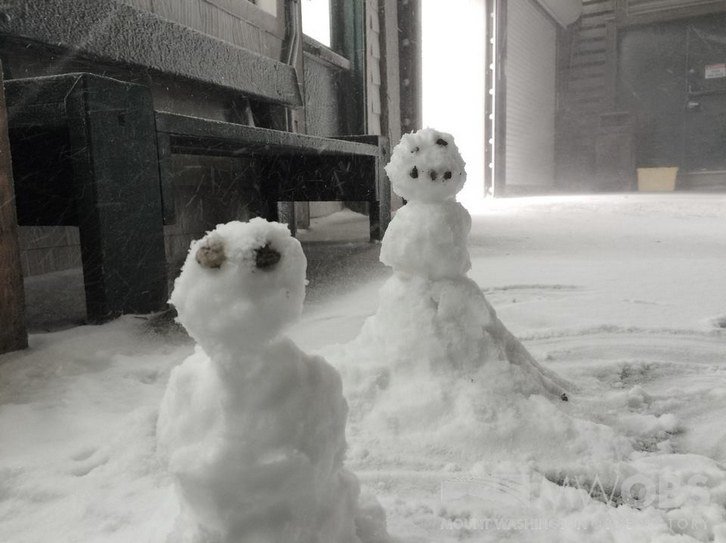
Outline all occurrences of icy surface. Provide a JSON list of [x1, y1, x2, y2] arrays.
[[158, 219, 371, 542], [2, 194, 726, 542]]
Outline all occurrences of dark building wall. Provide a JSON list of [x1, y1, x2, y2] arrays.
[[557, 0, 726, 191]]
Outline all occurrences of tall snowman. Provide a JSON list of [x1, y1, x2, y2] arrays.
[[156, 219, 386, 543], [335, 128, 573, 466]]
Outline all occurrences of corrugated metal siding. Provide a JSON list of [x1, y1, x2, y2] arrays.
[[505, 0, 557, 188]]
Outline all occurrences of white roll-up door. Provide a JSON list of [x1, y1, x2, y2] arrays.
[[505, 0, 557, 191]]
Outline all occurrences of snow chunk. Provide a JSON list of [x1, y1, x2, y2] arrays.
[[380, 201, 472, 279]]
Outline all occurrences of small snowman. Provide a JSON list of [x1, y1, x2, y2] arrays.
[[156, 218, 380, 543], [377, 127, 567, 391], [380, 128, 471, 280], [333, 128, 571, 465]]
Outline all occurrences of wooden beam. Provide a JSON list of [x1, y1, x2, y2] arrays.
[[0, 0, 301, 106], [156, 112, 381, 157], [493, 0, 508, 195], [0, 61, 28, 354]]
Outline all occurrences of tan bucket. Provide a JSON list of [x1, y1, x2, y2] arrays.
[[636, 167, 678, 192]]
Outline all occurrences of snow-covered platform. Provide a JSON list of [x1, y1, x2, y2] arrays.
[[2, 193, 726, 542]]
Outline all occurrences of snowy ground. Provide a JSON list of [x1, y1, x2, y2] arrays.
[[1, 194, 726, 542]]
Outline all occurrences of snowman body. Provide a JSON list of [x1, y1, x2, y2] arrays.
[[157, 219, 361, 543], [379, 200, 471, 280]]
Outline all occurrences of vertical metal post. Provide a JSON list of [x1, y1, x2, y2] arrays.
[[281, 0, 308, 232], [484, 0, 495, 196], [604, 20, 619, 111], [332, 0, 367, 135], [397, 0, 422, 134], [0, 61, 28, 353], [378, 0, 402, 146], [487, 0, 507, 196], [371, 136, 391, 240]]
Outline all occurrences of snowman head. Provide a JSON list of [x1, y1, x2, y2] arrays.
[[170, 218, 307, 352], [385, 128, 466, 203]]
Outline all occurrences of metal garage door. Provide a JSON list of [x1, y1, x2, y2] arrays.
[[505, 0, 557, 192]]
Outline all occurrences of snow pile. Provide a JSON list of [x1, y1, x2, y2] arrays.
[[2, 194, 726, 542], [319, 132, 726, 540], [330, 129, 613, 470], [427, 458, 726, 543], [0, 318, 185, 543], [157, 219, 384, 542]]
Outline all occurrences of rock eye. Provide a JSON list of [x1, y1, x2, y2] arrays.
[[196, 240, 226, 269], [436, 138, 448, 146], [255, 243, 281, 270], [410, 166, 419, 179], [411, 146, 420, 153], [429, 170, 438, 181], [443, 171, 452, 180]]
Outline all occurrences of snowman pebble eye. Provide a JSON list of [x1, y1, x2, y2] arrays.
[[436, 138, 448, 146], [430, 170, 438, 181], [444, 171, 452, 180], [255, 243, 281, 270], [196, 240, 226, 269], [410, 166, 419, 179]]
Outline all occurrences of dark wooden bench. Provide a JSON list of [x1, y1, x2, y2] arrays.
[[5, 72, 391, 323], [155, 111, 390, 237]]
